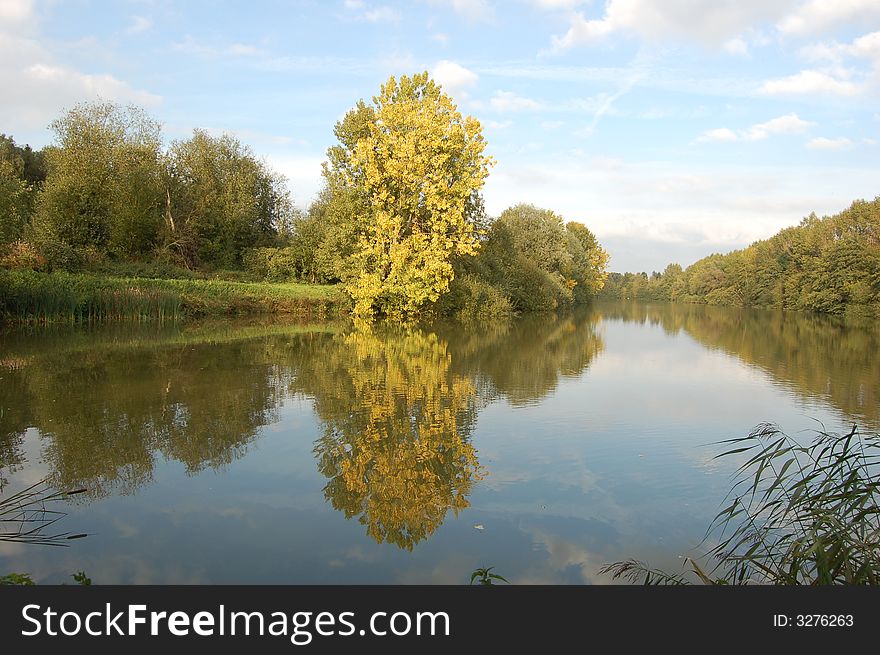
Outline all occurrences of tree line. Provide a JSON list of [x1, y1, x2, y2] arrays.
[[599, 197, 880, 318], [1, 73, 609, 320]]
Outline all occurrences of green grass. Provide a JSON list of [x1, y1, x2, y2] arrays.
[[0, 269, 344, 323]]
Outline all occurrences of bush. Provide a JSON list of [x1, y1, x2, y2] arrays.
[[34, 237, 85, 271], [433, 273, 513, 319], [0, 241, 46, 271], [243, 246, 301, 281]]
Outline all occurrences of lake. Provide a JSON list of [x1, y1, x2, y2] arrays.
[[1, 301, 878, 583]]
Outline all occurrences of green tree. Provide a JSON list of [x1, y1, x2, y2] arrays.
[[324, 72, 493, 319], [565, 221, 609, 301], [477, 204, 576, 311], [0, 160, 30, 246], [32, 102, 164, 258], [167, 130, 292, 267], [289, 185, 360, 283]]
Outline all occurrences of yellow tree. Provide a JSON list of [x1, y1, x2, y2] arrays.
[[326, 72, 493, 319]]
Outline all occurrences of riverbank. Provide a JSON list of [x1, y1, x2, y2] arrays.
[[0, 269, 343, 323]]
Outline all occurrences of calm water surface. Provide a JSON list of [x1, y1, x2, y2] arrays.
[[1, 301, 877, 583]]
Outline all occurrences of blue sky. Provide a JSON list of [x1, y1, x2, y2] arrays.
[[1, 0, 879, 272]]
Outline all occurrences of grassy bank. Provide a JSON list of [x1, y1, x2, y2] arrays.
[[0, 269, 343, 323]]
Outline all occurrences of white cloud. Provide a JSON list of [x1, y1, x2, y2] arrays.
[[799, 30, 880, 69], [807, 136, 853, 150], [548, 0, 794, 52], [483, 119, 513, 129], [446, 0, 495, 23], [549, 12, 615, 51], [489, 90, 543, 112], [0, 0, 35, 28], [342, 1, 400, 22], [541, 120, 564, 129], [851, 30, 880, 60], [531, 0, 589, 9], [0, 28, 161, 136], [744, 113, 814, 139], [759, 69, 861, 95], [777, 0, 880, 36], [173, 36, 265, 59], [695, 113, 814, 143], [263, 154, 325, 207], [483, 154, 878, 248], [723, 37, 749, 56], [229, 43, 260, 56], [431, 60, 478, 98], [696, 127, 738, 143], [126, 15, 152, 35], [364, 6, 400, 22], [432, 32, 449, 46]]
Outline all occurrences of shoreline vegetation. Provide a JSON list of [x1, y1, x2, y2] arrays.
[[3, 73, 877, 324], [599, 197, 880, 319], [1, 74, 608, 324], [602, 422, 880, 585], [0, 269, 341, 323]]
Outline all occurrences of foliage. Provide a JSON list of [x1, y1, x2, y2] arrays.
[[0, 160, 32, 245], [71, 571, 92, 586], [443, 204, 608, 315], [1, 573, 35, 585], [286, 186, 360, 284], [0, 133, 47, 187], [600, 197, 880, 317], [566, 221, 610, 300], [0, 269, 341, 323], [0, 134, 45, 246], [243, 246, 301, 281], [0, 97, 615, 320], [166, 130, 292, 268], [470, 567, 509, 585], [432, 273, 513, 319], [324, 72, 493, 319], [32, 102, 165, 258], [0, 240, 46, 271], [602, 422, 880, 585]]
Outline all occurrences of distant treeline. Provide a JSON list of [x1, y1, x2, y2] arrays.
[[2, 93, 609, 320], [599, 198, 880, 318]]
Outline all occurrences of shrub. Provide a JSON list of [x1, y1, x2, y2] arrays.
[[0, 241, 46, 271], [434, 273, 513, 319], [243, 246, 301, 281]]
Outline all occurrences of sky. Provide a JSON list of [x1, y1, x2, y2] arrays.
[[1, 0, 879, 273]]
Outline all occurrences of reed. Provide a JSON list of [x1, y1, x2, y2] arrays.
[[602, 422, 880, 585], [0, 269, 342, 323]]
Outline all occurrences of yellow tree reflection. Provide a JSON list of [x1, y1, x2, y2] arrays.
[[311, 328, 484, 550]]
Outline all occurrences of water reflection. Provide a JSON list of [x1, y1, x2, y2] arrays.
[[0, 312, 605, 548], [598, 302, 880, 427], [2, 300, 875, 567], [295, 328, 483, 550]]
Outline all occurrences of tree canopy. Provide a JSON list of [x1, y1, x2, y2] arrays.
[[323, 72, 493, 319], [599, 197, 880, 318]]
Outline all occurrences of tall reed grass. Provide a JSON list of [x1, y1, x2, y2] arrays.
[[0, 270, 342, 323], [602, 422, 880, 585]]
